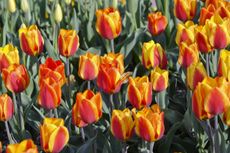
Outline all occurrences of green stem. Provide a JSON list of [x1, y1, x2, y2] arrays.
[[110, 94, 115, 113], [206, 54, 210, 76], [110, 39, 114, 53], [91, 125, 97, 153], [88, 81, 91, 89], [122, 142, 127, 153], [54, 108, 58, 118], [66, 57, 71, 108], [149, 142, 155, 153], [5, 121, 13, 144], [80, 127, 85, 142], [12, 93, 18, 120], [17, 93, 25, 134]]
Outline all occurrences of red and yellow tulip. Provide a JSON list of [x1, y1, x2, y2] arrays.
[[133, 104, 165, 142], [0, 44, 19, 72], [40, 118, 69, 153], [192, 77, 230, 120], [218, 49, 230, 81], [58, 29, 79, 57], [127, 76, 152, 109], [111, 108, 134, 141], [6, 139, 38, 153], [2, 64, 30, 93], [187, 62, 207, 90], [19, 24, 44, 56], [142, 40, 167, 69], [199, 4, 216, 25], [78, 52, 100, 80], [150, 67, 169, 92], [0, 94, 14, 121], [72, 90, 102, 127], [174, 0, 197, 21], [148, 12, 168, 35], [96, 7, 122, 40]]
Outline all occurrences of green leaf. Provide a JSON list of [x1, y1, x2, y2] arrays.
[[76, 132, 97, 153]]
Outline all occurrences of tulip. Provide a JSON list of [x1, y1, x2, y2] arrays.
[[54, 3, 63, 23], [204, 0, 224, 8], [19, 24, 44, 56], [72, 90, 102, 127], [21, 0, 30, 13], [192, 77, 230, 120], [148, 12, 168, 35], [0, 94, 14, 121], [175, 21, 197, 45], [127, 76, 152, 109], [40, 118, 69, 153], [38, 77, 61, 109], [0, 43, 19, 72], [6, 139, 38, 153], [199, 4, 215, 25], [142, 40, 167, 69], [218, 49, 230, 81], [150, 67, 169, 92], [174, 0, 197, 21], [7, 0, 16, 13], [178, 42, 199, 68], [65, 0, 71, 5], [133, 104, 165, 142], [0, 141, 2, 153], [218, 2, 230, 19], [78, 52, 100, 80], [96, 7, 122, 40], [111, 108, 134, 141], [58, 29, 79, 57], [39, 57, 66, 87], [2, 64, 30, 93]]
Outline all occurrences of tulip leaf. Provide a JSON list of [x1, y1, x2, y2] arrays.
[[76, 133, 97, 153]]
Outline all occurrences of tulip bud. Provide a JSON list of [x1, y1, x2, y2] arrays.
[[150, 67, 169, 92], [7, 0, 16, 13], [218, 49, 230, 81], [174, 0, 197, 21], [65, 0, 71, 5], [148, 12, 168, 35], [111, 109, 134, 141], [21, 0, 30, 13], [72, 90, 102, 127], [6, 139, 38, 153], [0, 94, 14, 121], [54, 3, 63, 23], [199, 4, 215, 25], [40, 118, 69, 153], [127, 76, 152, 109]]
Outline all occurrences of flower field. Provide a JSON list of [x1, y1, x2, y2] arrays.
[[0, 0, 230, 153]]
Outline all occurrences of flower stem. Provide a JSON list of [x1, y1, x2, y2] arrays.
[[66, 57, 71, 108], [80, 127, 85, 142], [149, 142, 155, 153], [110, 94, 115, 113], [110, 39, 114, 53], [88, 81, 91, 89], [122, 143, 128, 153], [5, 121, 13, 144], [206, 54, 210, 76], [54, 108, 58, 118], [17, 93, 25, 134]]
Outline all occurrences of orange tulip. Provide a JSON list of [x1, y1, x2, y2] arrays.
[[192, 77, 230, 120], [39, 57, 65, 87], [0, 44, 19, 72], [133, 104, 165, 142], [175, 21, 197, 45], [187, 62, 207, 90], [96, 7, 122, 40], [199, 4, 216, 25], [2, 64, 30, 93], [0, 94, 14, 121], [204, 0, 224, 8], [148, 12, 168, 35], [38, 77, 62, 109], [218, 49, 230, 81], [58, 29, 79, 57], [127, 76, 152, 109], [6, 139, 38, 153], [178, 42, 199, 68], [19, 24, 44, 56], [217, 2, 230, 19], [78, 52, 100, 80], [150, 67, 169, 92], [72, 90, 102, 127], [111, 108, 134, 141], [40, 118, 69, 153], [174, 0, 197, 21], [142, 40, 167, 69]]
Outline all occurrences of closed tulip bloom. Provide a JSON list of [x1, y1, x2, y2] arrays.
[[148, 12, 168, 35], [78, 52, 100, 80], [174, 0, 197, 21], [111, 108, 134, 141], [96, 7, 122, 40], [2, 64, 30, 93], [178, 42, 199, 68], [19, 24, 44, 56], [175, 21, 197, 45], [192, 77, 230, 120], [128, 76, 152, 109], [133, 104, 165, 142], [38, 77, 61, 109], [39, 57, 66, 87], [199, 4, 215, 25], [150, 67, 169, 92], [72, 90, 102, 127], [0, 44, 19, 72], [40, 118, 69, 153], [6, 139, 38, 153], [54, 3, 63, 23], [21, 0, 30, 13], [0, 94, 14, 121], [218, 2, 230, 19], [142, 40, 167, 69], [218, 49, 230, 81], [187, 62, 207, 90], [7, 0, 16, 13], [58, 29, 79, 57]]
